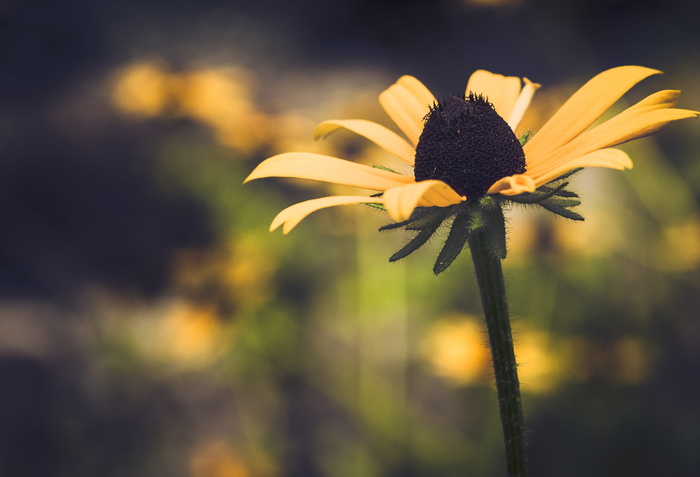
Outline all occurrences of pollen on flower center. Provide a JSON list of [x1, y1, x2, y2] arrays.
[[414, 94, 527, 199]]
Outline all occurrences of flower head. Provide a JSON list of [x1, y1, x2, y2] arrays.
[[245, 66, 697, 237], [414, 93, 527, 198]]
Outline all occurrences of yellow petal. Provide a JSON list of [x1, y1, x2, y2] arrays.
[[507, 78, 541, 131], [383, 180, 463, 222], [572, 90, 699, 146], [566, 148, 633, 170], [396, 75, 437, 114], [572, 106, 699, 151], [487, 174, 537, 195], [244, 153, 414, 191], [271, 196, 384, 234], [379, 76, 435, 145], [623, 89, 681, 111], [527, 90, 684, 168], [528, 148, 633, 186], [528, 107, 698, 176], [525, 66, 661, 159], [314, 119, 416, 164], [465, 70, 523, 121]]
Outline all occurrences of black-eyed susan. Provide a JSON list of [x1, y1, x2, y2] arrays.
[[244, 66, 697, 477], [245, 66, 697, 233]]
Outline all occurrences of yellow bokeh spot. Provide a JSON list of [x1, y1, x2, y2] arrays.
[[111, 60, 271, 152], [158, 301, 225, 367], [126, 300, 229, 370], [422, 315, 491, 385], [566, 336, 655, 385], [112, 62, 172, 116], [661, 214, 700, 271], [177, 68, 271, 152], [423, 315, 567, 393], [190, 440, 251, 477], [172, 237, 276, 313], [514, 330, 564, 394]]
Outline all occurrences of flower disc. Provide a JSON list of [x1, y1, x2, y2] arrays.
[[414, 94, 526, 198]]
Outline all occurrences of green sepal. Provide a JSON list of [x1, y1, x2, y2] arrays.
[[379, 207, 449, 232], [537, 200, 584, 220], [389, 215, 446, 262], [544, 196, 581, 208], [432, 199, 506, 274], [483, 203, 507, 260], [433, 211, 473, 275], [538, 185, 579, 198], [381, 198, 511, 274], [379, 218, 415, 231], [372, 164, 400, 174], [518, 130, 533, 146], [503, 168, 585, 221], [405, 207, 452, 231], [551, 168, 583, 181], [506, 182, 571, 204]]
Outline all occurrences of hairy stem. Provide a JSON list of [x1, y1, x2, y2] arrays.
[[469, 229, 527, 477]]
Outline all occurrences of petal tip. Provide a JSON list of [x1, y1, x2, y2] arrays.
[[242, 171, 258, 184], [313, 121, 337, 140], [270, 216, 295, 234]]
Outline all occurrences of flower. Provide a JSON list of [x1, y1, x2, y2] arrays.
[[245, 66, 698, 234]]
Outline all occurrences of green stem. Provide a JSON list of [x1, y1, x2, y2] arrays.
[[468, 229, 527, 477]]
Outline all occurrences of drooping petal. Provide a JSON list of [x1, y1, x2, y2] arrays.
[[507, 78, 541, 131], [379, 76, 435, 145], [383, 180, 464, 222], [271, 196, 384, 234], [527, 148, 633, 186], [487, 174, 537, 195], [465, 70, 523, 121], [243, 152, 414, 190], [524, 66, 661, 159], [314, 119, 416, 164]]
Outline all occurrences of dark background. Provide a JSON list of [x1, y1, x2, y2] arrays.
[[1, 0, 699, 476]]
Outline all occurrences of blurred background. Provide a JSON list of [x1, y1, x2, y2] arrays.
[[1, 0, 699, 475]]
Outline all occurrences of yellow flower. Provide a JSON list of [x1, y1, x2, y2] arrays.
[[245, 66, 697, 233]]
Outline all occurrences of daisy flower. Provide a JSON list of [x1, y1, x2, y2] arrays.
[[245, 66, 697, 235], [244, 66, 698, 476]]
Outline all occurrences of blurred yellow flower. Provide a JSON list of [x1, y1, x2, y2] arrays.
[[172, 238, 276, 314], [422, 315, 491, 385], [660, 214, 700, 271], [153, 300, 228, 369], [111, 61, 271, 153], [245, 66, 697, 233], [567, 336, 656, 385], [114, 299, 229, 370], [190, 440, 251, 477], [514, 330, 565, 393], [423, 315, 566, 393], [112, 61, 173, 116], [176, 67, 271, 152]]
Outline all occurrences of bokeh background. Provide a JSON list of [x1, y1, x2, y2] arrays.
[[1, 0, 699, 475]]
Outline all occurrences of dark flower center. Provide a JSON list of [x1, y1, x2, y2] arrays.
[[414, 94, 526, 199]]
